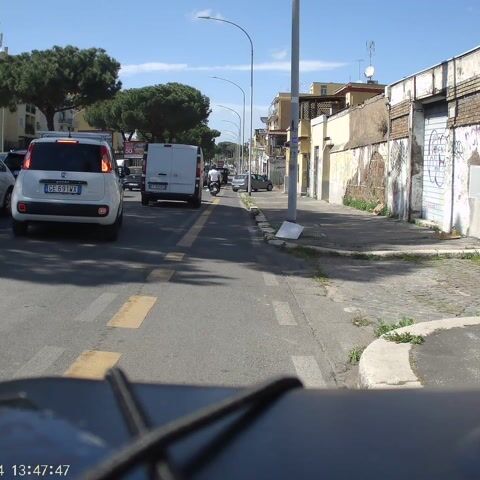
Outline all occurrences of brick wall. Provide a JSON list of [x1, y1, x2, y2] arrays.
[[448, 92, 480, 128], [447, 74, 480, 101], [390, 115, 409, 139], [389, 99, 410, 140]]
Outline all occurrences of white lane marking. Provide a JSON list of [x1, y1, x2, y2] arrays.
[[291, 355, 327, 389], [272, 301, 297, 326], [74, 293, 118, 322], [263, 272, 279, 286], [13, 346, 65, 378]]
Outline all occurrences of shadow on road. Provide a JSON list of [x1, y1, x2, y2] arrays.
[[0, 191, 448, 287]]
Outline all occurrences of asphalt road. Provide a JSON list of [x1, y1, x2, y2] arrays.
[[0, 188, 340, 388]]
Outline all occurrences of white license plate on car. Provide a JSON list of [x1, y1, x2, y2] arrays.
[[44, 184, 81, 195], [149, 183, 167, 191]]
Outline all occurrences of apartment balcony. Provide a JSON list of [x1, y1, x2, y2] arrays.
[[298, 119, 311, 139]]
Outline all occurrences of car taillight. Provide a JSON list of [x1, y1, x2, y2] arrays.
[[196, 166, 201, 178], [100, 146, 112, 173], [18, 202, 27, 213], [23, 144, 34, 169]]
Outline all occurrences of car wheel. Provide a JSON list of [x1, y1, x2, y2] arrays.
[[253, 188, 258, 192], [141, 194, 150, 206], [2, 188, 12, 216], [232, 188, 238, 192], [267, 184, 273, 191], [12, 219, 28, 237]]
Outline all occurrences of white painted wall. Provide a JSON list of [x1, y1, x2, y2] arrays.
[[451, 125, 480, 236]]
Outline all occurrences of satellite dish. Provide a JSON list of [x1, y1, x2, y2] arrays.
[[365, 65, 375, 78]]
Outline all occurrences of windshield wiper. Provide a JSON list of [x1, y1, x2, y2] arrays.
[[85, 368, 303, 480]]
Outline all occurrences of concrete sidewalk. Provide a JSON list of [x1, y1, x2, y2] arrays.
[[359, 317, 480, 389], [251, 190, 480, 256]]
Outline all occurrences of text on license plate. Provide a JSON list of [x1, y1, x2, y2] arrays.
[[44, 184, 81, 194], [149, 183, 167, 191]]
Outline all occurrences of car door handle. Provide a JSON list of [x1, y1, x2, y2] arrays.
[[158, 173, 167, 176]]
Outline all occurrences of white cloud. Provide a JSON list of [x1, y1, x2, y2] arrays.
[[120, 63, 188, 76], [271, 48, 288, 60], [190, 8, 224, 21], [120, 60, 346, 76]]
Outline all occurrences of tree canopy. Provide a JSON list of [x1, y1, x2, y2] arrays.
[[85, 83, 220, 159], [0, 45, 121, 130], [85, 83, 212, 142]]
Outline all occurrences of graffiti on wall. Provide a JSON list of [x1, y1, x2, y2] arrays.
[[426, 129, 466, 188]]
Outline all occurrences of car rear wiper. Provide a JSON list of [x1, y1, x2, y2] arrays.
[[85, 368, 303, 480]]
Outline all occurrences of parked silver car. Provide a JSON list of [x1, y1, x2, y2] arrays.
[[0, 159, 15, 215], [232, 174, 273, 192]]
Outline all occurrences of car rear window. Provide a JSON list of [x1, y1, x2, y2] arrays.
[[29, 143, 103, 172], [5, 153, 26, 171]]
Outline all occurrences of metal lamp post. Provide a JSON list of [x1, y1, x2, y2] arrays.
[[199, 16, 254, 195], [211, 76, 246, 172], [223, 128, 241, 167], [222, 120, 241, 168], [217, 104, 243, 171]]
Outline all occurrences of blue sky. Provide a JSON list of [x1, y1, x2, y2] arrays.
[[3, 0, 479, 143]]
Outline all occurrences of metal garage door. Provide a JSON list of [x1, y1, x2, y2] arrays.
[[422, 103, 448, 224]]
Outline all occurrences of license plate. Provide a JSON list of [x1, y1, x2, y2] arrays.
[[149, 183, 167, 191], [44, 184, 81, 195]]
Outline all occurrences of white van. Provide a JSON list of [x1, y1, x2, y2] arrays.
[[141, 144, 203, 208]]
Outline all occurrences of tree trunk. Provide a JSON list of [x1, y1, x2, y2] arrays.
[[45, 107, 55, 131]]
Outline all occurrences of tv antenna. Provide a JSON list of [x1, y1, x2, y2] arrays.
[[365, 41, 376, 81], [355, 59, 364, 82]]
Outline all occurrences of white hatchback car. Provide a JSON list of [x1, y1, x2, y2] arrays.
[[0, 158, 15, 215], [11, 133, 125, 240]]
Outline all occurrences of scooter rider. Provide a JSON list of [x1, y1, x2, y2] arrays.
[[207, 165, 221, 190]]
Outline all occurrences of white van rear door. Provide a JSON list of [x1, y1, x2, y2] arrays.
[[169, 145, 196, 195], [146, 144, 173, 193]]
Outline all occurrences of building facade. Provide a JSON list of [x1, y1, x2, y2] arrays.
[[308, 45, 480, 238]]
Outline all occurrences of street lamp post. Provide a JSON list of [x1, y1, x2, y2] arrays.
[[222, 120, 241, 168], [211, 76, 246, 172], [217, 104, 243, 171], [199, 16, 254, 196], [223, 128, 241, 167]]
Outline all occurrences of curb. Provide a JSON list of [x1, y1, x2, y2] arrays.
[[358, 316, 480, 389], [240, 194, 480, 259]]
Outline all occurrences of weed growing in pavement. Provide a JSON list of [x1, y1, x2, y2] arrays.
[[352, 315, 373, 327], [240, 193, 257, 210], [313, 269, 329, 284], [343, 197, 378, 213], [290, 246, 320, 260], [374, 317, 415, 337], [384, 332, 425, 344], [459, 252, 480, 264], [348, 346, 366, 364]]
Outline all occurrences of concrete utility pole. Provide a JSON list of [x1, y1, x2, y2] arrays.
[[287, 0, 300, 222]]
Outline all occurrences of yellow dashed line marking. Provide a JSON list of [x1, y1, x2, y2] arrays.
[[147, 268, 175, 283], [165, 252, 185, 262], [107, 295, 157, 329], [177, 199, 219, 248], [64, 350, 121, 379]]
